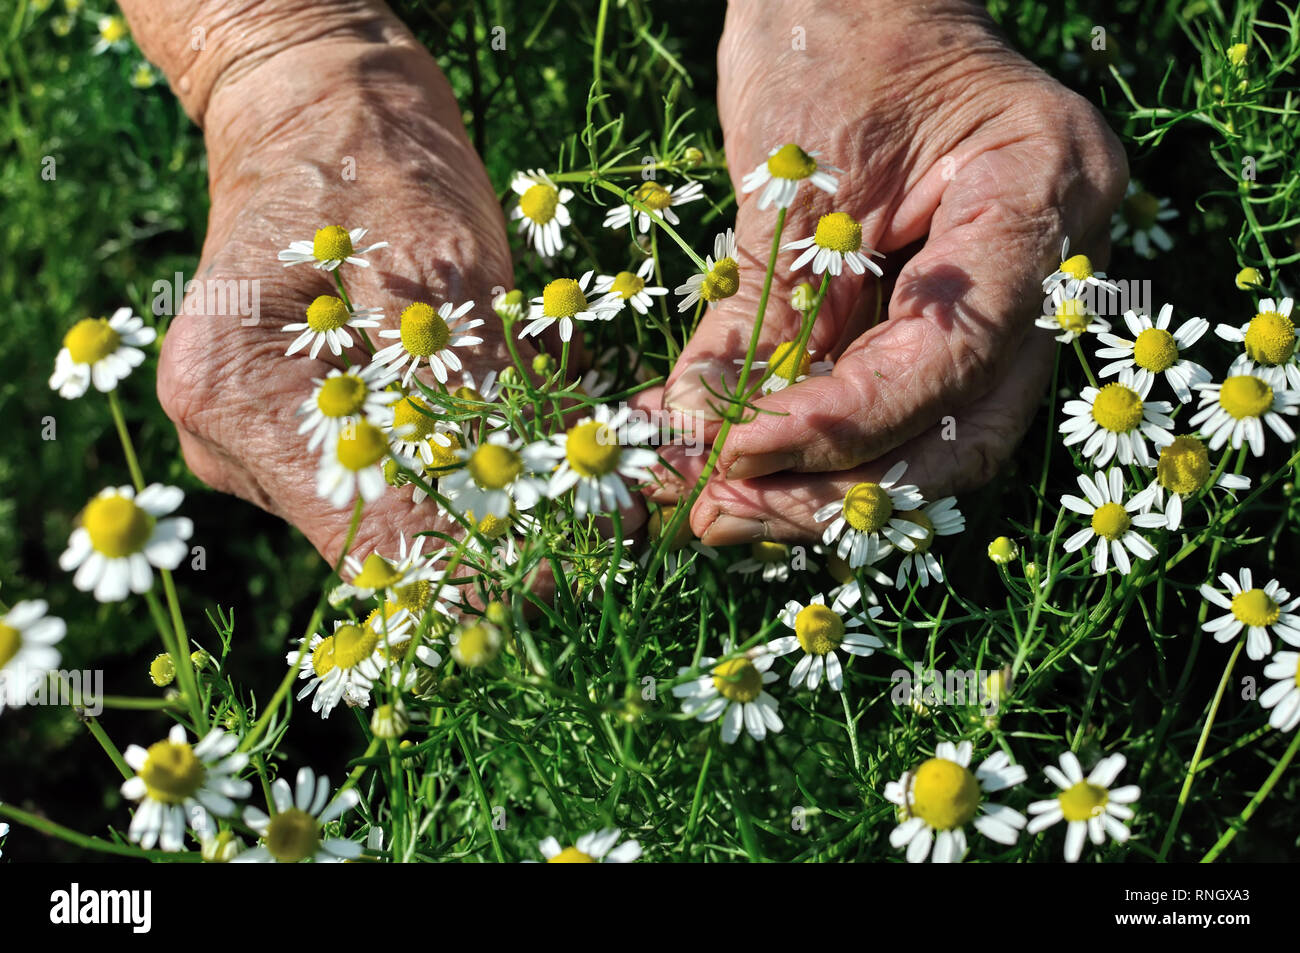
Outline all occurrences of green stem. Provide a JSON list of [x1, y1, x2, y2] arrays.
[[1202, 727, 1300, 862], [454, 726, 506, 862], [107, 390, 145, 492], [85, 716, 132, 780]]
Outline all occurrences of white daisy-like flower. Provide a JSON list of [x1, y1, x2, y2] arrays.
[[1027, 751, 1139, 862], [603, 179, 705, 234], [768, 594, 884, 692], [741, 339, 834, 394], [1095, 305, 1211, 403], [1059, 367, 1175, 466], [532, 828, 642, 863], [783, 211, 884, 277], [538, 404, 659, 520], [384, 391, 458, 468], [1214, 297, 1299, 390], [1035, 286, 1111, 344], [493, 289, 527, 322], [728, 540, 817, 584], [297, 363, 399, 455], [1041, 237, 1118, 298], [520, 272, 615, 344], [372, 300, 484, 387], [1199, 569, 1300, 661], [49, 307, 156, 399], [741, 143, 839, 211], [814, 462, 926, 569], [1188, 369, 1299, 456], [0, 600, 66, 715], [120, 725, 251, 852], [509, 169, 574, 257], [1260, 650, 1300, 732], [235, 767, 362, 863], [91, 14, 130, 54], [331, 532, 440, 605], [277, 225, 387, 270], [672, 642, 783, 744], [288, 618, 386, 718], [316, 420, 391, 508], [405, 429, 466, 505], [439, 430, 552, 519], [593, 257, 669, 315], [823, 553, 890, 614], [1110, 183, 1177, 258], [887, 497, 965, 589], [0, 822, 8, 859], [461, 508, 539, 569], [1060, 468, 1167, 575], [280, 294, 383, 360], [59, 484, 193, 603], [675, 228, 740, 313], [1132, 434, 1250, 531], [885, 740, 1027, 863]]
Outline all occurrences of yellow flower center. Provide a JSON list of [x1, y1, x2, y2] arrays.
[[1156, 435, 1210, 495], [426, 432, 463, 471], [1235, 267, 1263, 290], [542, 278, 588, 319], [468, 444, 523, 489], [392, 395, 438, 443], [1059, 781, 1109, 822], [769, 341, 812, 382], [336, 421, 388, 471], [909, 758, 980, 830], [987, 536, 1018, 564], [1219, 375, 1273, 420], [0, 623, 22, 669], [1055, 298, 1091, 334], [64, 318, 122, 364], [813, 212, 862, 253], [394, 577, 432, 612], [1227, 42, 1248, 67], [149, 654, 175, 687], [842, 482, 892, 533], [1230, 588, 1280, 627], [1060, 253, 1094, 280], [700, 258, 740, 302], [1133, 327, 1178, 373], [99, 15, 127, 42], [750, 540, 788, 564], [634, 180, 673, 211], [520, 183, 559, 224], [399, 303, 451, 357], [454, 624, 498, 667], [83, 494, 155, 558], [766, 143, 817, 180], [712, 657, 762, 703], [139, 740, 205, 804], [895, 510, 935, 554], [265, 808, 319, 863], [649, 506, 694, 551], [794, 604, 844, 655], [468, 509, 512, 540], [609, 271, 645, 299], [352, 553, 403, 591], [547, 846, 596, 863], [1091, 383, 1144, 433], [565, 421, 622, 477], [1090, 502, 1131, 541], [1243, 311, 1296, 366], [316, 375, 367, 418], [311, 636, 336, 678], [1122, 191, 1161, 231], [305, 295, 350, 333], [312, 226, 354, 262], [332, 623, 378, 670]]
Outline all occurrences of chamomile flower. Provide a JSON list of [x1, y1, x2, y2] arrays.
[[316, 420, 391, 508], [404, 430, 465, 504], [235, 767, 362, 863], [676, 228, 740, 312], [281, 294, 383, 359], [385, 392, 458, 467], [768, 594, 884, 692], [728, 540, 817, 584], [1215, 297, 1299, 390], [603, 179, 705, 234], [1199, 569, 1300, 661], [0, 600, 66, 715], [120, 725, 251, 852], [49, 308, 156, 399], [1060, 469, 1167, 575], [743, 340, 834, 394], [462, 508, 538, 569], [887, 497, 965, 589], [885, 740, 1027, 863], [814, 462, 926, 568], [91, 14, 130, 54], [520, 272, 614, 344], [332, 533, 439, 605], [1059, 368, 1175, 466], [672, 642, 783, 744], [1035, 288, 1110, 344], [297, 363, 399, 455], [539, 404, 659, 520], [741, 143, 840, 211], [372, 300, 484, 386], [510, 169, 574, 257], [1095, 305, 1211, 403], [593, 257, 669, 315], [1041, 237, 1118, 298], [1188, 370, 1299, 456], [450, 620, 503, 669], [1110, 183, 1177, 258], [440, 431, 553, 519], [1133, 435, 1250, 531], [783, 211, 884, 277], [59, 485, 193, 603], [288, 619, 385, 718], [1026, 752, 1140, 862], [534, 829, 642, 863], [1260, 651, 1300, 732], [277, 225, 387, 270]]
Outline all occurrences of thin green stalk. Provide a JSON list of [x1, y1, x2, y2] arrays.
[[454, 726, 506, 862], [1202, 727, 1300, 862], [84, 716, 132, 780], [106, 389, 145, 492]]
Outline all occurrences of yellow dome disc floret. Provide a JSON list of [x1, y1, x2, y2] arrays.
[[1133, 327, 1179, 373], [769, 341, 812, 383], [609, 271, 646, 299], [751, 540, 789, 563], [64, 317, 121, 364], [305, 295, 350, 333], [1060, 253, 1095, 281], [548, 846, 596, 863], [543, 278, 589, 318], [393, 395, 438, 443], [700, 258, 740, 303], [813, 212, 862, 253], [352, 553, 403, 591], [1059, 781, 1109, 822], [468, 444, 523, 490], [633, 181, 673, 211], [336, 421, 388, 472], [469, 509, 512, 540], [139, 739, 205, 804], [312, 226, 354, 263], [1230, 587, 1280, 627], [331, 623, 378, 670], [265, 808, 319, 863], [311, 635, 336, 679], [83, 494, 154, 558], [794, 604, 844, 655], [1090, 502, 1131, 541], [520, 183, 559, 224], [426, 432, 464, 471], [1219, 375, 1273, 420], [316, 375, 367, 418], [767, 143, 817, 180], [566, 421, 622, 477], [1091, 383, 1144, 433], [1156, 436, 1210, 495], [399, 303, 450, 357], [842, 482, 893, 534], [909, 757, 980, 830], [1243, 310, 1296, 366], [712, 657, 762, 703], [1055, 298, 1090, 334]]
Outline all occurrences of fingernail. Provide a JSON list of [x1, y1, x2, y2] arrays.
[[702, 514, 769, 546], [724, 452, 796, 482], [664, 360, 737, 422]]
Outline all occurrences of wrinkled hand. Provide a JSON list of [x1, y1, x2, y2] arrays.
[[645, 0, 1127, 546]]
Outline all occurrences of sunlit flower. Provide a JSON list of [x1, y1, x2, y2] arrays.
[[332, 532, 440, 606], [1260, 650, 1300, 732], [887, 497, 965, 589], [741, 143, 839, 211], [1026, 751, 1139, 862], [783, 211, 884, 277], [91, 14, 130, 54], [593, 257, 669, 315], [316, 420, 391, 508], [814, 462, 925, 568], [297, 363, 399, 455], [439, 431, 553, 519], [288, 619, 385, 718], [0, 600, 66, 715], [676, 228, 739, 312], [235, 766, 362, 863], [742, 339, 833, 394], [672, 642, 783, 744], [1041, 237, 1117, 298], [538, 404, 659, 520], [1095, 305, 1210, 403], [277, 226, 387, 270], [281, 294, 383, 360], [1060, 468, 1167, 575], [533, 828, 642, 863], [767, 594, 883, 692], [1059, 368, 1174, 466], [728, 540, 817, 584], [372, 300, 484, 386], [510, 169, 574, 257], [522, 271, 616, 343], [1035, 287, 1110, 344], [603, 179, 705, 234], [1215, 297, 1299, 390], [1132, 434, 1249, 530], [49, 308, 156, 399], [1188, 369, 1299, 456], [1199, 569, 1300, 661]]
